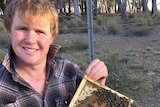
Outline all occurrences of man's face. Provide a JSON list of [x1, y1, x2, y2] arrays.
[[8, 12, 55, 66]]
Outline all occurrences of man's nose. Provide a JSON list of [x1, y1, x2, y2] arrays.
[[25, 30, 37, 43]]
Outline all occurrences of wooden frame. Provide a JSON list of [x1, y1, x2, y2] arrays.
[[69, 75, 134, 107]]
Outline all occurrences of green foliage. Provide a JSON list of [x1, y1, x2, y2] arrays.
[[95, 16, 108, 26], [131, 14, 153, 25], [103, 52, 133, 90], [93, 15, 122, 35], [0, 49, 6, 61], [0, 21, 6, 33], [68, 19, 80, 28], [92, 22, 99, 33], [0, 34, 10, 48], [59, 21, 70, 34], [94, 15, 123, 26], [71, 40, 88, 51], [59, 19, 87, 34], [124, 26, 152, 37], [68, 19, 87, 33], [108, 25, 119, 34], [106, 15, 123, 25], [59, 39, 88, 52]]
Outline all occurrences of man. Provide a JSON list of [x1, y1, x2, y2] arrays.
[[0, 0, 108, 106]]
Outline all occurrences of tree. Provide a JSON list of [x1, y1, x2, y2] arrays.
[[0, 0, 5, 13], [68, 0, 71, 16], [59, 0, 63, 17], [142, 0, 149, 13], [116, 0, 128, 19], [151, 0, 157, 17], [54, 0, 58, 11], [93, 0, 98, 16], [79, 0, 87, 16], [72, 0, 81, 18], [0, 0, 11, 16]]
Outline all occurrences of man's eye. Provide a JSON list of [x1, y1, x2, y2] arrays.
[[19, 27, 27, 31], [36, 30, 44, 34]]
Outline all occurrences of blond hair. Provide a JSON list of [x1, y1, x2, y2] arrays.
[[4, 0, 59, 36]]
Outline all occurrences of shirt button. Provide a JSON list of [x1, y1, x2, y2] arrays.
[[46, 81, 49, 84], [64, 101, 68, 104]]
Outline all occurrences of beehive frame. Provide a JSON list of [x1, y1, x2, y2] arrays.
[[69, 75, 134, 107]]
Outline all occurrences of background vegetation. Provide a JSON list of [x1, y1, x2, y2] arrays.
[[0, 8, 160, 107], [56, 13, 160, 107]]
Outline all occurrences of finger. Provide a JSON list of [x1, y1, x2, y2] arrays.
[[88, 61, 107, 80], [85, 59, 101, 75], [87, 61, 102, 79], [86, 59, 107, 79]]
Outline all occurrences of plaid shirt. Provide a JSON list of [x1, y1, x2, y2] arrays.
[[0, 45, 82, 107]]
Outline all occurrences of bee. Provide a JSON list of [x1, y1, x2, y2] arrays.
[[93, 87, 130, 107]]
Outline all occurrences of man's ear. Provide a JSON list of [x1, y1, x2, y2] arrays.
[[50, 35, 56, 44]]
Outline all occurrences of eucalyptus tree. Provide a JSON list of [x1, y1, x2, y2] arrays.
[[67, 0, 71, 16], [0, 0, 6, 13], [53, 0, 58, 11], [0, 0, 11, 15], [99, 0, 108, 13], [59, 0, 63, 17], [116, 0, 128, 19], [72, 0, 81, 18], [108, 0, 115, 13], [79, 0, 87, 16], [93, 0, 98, 16], [142, 0, 149, 13], [151, 0, 157, 17]]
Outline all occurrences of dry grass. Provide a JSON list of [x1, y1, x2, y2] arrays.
[[54, 29, 160, 107], [1, 14, 160, 106]]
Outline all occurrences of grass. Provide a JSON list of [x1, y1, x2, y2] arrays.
[[1, 13, 160, 106], [131, 14, 153, 25], [0, 33, 10, 48], [124, 26, 152, 37], [0, 49, 6, 62], [0, 20, 6, 33]]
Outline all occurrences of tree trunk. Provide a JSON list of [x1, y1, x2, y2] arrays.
[[79, 0, 87, 16], [54, 0, 58, 11], [137, 0, 141, 12], [151, 0, 157, 17], [142, 0, 149, 13], [116, 0, 128, 19], [0, 0, 5, 12], [123, 0, 127, 11], [59, 0, 63, 17], [72, 0, 81, 18], [93, 0, 98, 16], [68, 0, 71, 16]]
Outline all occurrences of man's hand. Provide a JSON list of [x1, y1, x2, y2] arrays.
[[85, 59, 108, 85]]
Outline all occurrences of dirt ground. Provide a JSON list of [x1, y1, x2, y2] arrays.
[[94, 27, 160, 107], [1, 23, 160, 106], [54, 25, 160, 107]]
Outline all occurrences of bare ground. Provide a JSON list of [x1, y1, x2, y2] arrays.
[[54, 25, 160, 107], [1, 24, 160, 106]]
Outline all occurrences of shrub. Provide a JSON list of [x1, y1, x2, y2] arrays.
[[124, 26, 152, 37], [0, 34, 10, 48], [0, 49, 6, 61], [71, 40, 88, 51], [0, 21, 6, 33], [59, 18, 88, 34], [95, 16, 108, 26], [131, 14, 153, 26], [59, 23, 70, 34], [106, 15, 123, 25], [108, 25, 119, 34]]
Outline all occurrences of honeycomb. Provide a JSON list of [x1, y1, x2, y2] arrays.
[[69, 75, 134, 107]]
